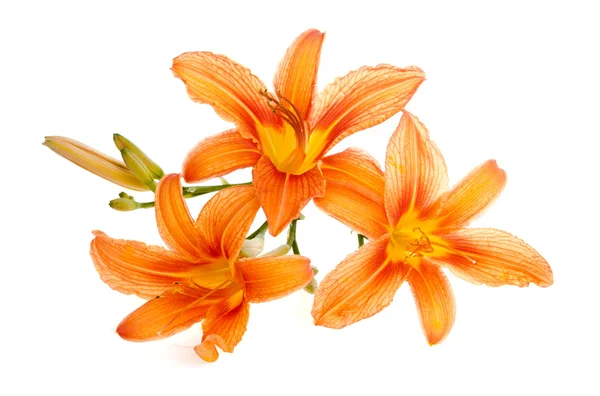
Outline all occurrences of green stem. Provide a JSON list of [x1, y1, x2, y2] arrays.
[[132, 182, 252, 209], [247, 221, 268, 240], [292, 240, 300, 255], [287, 219, 301, 255], [182, 182, 251, 198], [358, 234, 366, 247]]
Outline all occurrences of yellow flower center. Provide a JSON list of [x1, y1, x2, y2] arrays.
[[189, 258, 232, 289], [387, 212, 477, 267], [388, 227, 435, 265], [386, 212, 444, 266], [257, 90, 327, 175]]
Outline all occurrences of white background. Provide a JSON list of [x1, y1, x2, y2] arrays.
[[1, 0, 598, 394]]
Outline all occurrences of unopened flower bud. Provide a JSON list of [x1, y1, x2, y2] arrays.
[[261, 244, 291, 257], [304, 278, 317, 294], [113, 134, 164, 179], [240, 234, 265, 258], [311, 265, 319, 276], [43, 136, 149, 191], [109, 197, 141, 211], [120, 149, 157, 191]]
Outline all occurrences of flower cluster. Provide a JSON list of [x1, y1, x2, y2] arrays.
[[45, 29, 553, 362]]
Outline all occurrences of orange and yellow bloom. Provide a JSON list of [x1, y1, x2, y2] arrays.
[[311, 112, 553, 344], [172, 29, 425, 236], [90, 174, 313, 362], [42, 27, 555, 363]]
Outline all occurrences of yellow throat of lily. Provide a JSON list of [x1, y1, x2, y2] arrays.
[[257, 90, 326, 175], [189, 258, 234, 289], [387, 212, 474, 267]]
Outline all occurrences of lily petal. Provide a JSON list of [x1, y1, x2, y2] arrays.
[[314, 148, 388, 240], [155, 174, 201, 259], [408, 261, 456, 345], [312, 235, 408, 329], [172, 52, 280, 141], [253, 156, 326, 236], [90, 230, 197, 299], [273, 29, 325, 120], [196, 186, 260, 261], [440, 228, 553, 287], [117, 287, 210, 341], [437, 160, 507, 228], [385, 112, 448, 226], [237, 255, 313, 303], [309, 65, 425, 156], [195, 291, 249, 362], [182, 129, 261, 183]]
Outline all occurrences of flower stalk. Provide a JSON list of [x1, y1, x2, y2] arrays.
[[358, 234, 366, 247], [285, 217, 318, 294], [109, 182, 252, 211]]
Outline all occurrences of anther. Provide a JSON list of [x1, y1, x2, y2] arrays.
[[258, 89, 307, 151]]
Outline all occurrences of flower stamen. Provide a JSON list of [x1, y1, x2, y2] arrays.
[[259, 89, 307, 151], [404, 228, 435, 263], [159, 280, 232, 335]]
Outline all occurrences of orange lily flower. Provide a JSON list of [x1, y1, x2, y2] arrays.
[[90, 174, 313, 362], [311, 112, 553, 345], [172, 29, 425, 236]]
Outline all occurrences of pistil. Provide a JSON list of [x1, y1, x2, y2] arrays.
[[388, 226, 435, 265], [159, 279, 233, 335], [389, 223, 477, 266], [405, 227, 435, 262]]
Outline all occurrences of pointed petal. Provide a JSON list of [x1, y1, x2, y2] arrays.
[[155, 174, 201, 259], [195, 291, 249, 362], [253, 156, 326, 236], [440, 228, 553, 287], [436, 160, 507, 228], [309, 65, 425, 156], [237, 255, 313, 303], [385, 112, 448, 226], [312, 235, 408, 329], [315, 148, 388, 240], [196, 186, 260, 261], [182, 129, 261, 183], [273, 29, 325, 119], [90, 230, 197, 299], [117, 287, 210, 341], [172, 52, 280, 141], [408, 261, 456, 345]]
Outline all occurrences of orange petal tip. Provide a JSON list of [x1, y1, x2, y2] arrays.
[[194, 341, 219, 363]]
